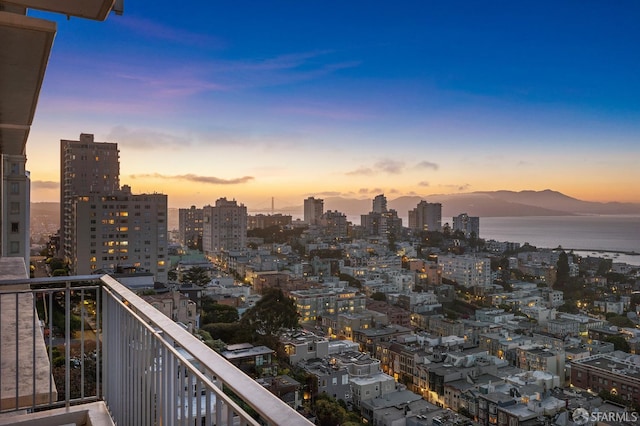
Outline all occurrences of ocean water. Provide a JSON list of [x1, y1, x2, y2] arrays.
[[479, 215, 640, 266]]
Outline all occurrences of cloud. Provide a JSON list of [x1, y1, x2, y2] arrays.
[[418, 181, 430, 187], [129, 173, 254, 185], [276, 104, 373, 121], [355, 188, 382, 194], [116, 17, 225, 48], [346, 167, 374, 176], [389, 188, 400, 194], [210, 52, 361, 89], [415, 161, 439, 170], [31, 180, 59, 189], [313, 191, 343, 197], [440, 183, 472, 191], [192, 127, 306, 149], [114, 71, 229, 98], [374, 159, 405, 174], [346, 159, 406, 176], [107, 126, 192, 150]]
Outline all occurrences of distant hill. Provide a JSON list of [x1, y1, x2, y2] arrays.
[[325, 190, 640, 219], [31, 202, 59, 217], [33, 190, 640, 233]]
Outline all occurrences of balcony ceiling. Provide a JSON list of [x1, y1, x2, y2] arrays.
[[0, 11, 55, 156], [0, 0, 117, 157], [3, 0, 117, 21]]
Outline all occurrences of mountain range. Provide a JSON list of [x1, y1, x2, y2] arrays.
[[31, 190, 640, 232], [277, 189, 640, 220]]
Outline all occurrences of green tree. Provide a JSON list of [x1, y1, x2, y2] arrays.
[[557, 302, 579, 314], [371, 292, 386, 302], [314, 394, 347, 426], [555, 251, 570, 289], [606, 314, 634, 328], [604, 335, 630, 352], [240, 288, 299, 343], [48, 257, 66, 272], [201, 297, 239, 324], [181, 266, 210, 286], [338, 273, 361, 288], [201, 322, 249, 344]]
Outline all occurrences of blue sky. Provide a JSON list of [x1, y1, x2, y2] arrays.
[[27, 1, 640, 209]]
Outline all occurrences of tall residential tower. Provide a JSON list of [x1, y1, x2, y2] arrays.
[[304, 196, 324, 225], [60, 134, 168, 282], [202, 198, 247, 257], [60, 133, 120, 263], [408, 200, 442, 232], [178, 205, 204, 249]]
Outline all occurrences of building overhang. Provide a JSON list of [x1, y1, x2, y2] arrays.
[[0, 0, 121, 157], [2, 0, 120, 21], [0, 11, 55, 156]]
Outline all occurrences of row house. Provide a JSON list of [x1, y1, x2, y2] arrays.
[[352, 325, 412, 354], [428, 316, 465, 338], [374, 341, 430, 390], [557, 312, 607, 333], [290, 287, 367, 322], [474, 389, 565, 426], [220, 343, 277, 377], [480, 332, 533, 365], [415, 351, 500, 407], [141, 290, 198, 329], [461, 320, 504, 347], [323, 310, 389, 340], [297, 358, 352, 403], [515, 346, 565, 378], [546, 318, 580, 337], [367, 299, 411, 328], [281, 330, 329, 365]]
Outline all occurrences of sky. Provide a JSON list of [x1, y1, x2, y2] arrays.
[[27, 1, 640, 211]]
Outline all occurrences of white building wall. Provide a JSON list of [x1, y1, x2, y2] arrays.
[[439, 254, 491, 288]]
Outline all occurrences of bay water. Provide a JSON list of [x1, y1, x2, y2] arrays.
[[479, 215, 640, 266]]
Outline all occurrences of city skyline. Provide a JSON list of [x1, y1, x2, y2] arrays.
[[27, 1, 640, 209]]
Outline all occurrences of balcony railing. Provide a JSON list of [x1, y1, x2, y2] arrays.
[[0, 272, 313, 425]]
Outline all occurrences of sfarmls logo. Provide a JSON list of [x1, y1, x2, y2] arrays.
[[572, 407, 639, 425]]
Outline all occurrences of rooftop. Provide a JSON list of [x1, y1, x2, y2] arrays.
[[573, 354, 640, 380]]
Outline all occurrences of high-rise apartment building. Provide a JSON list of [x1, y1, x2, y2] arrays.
[[60, 133, 120, 263], [247, 213, 292, 230], [178, 205, 203, 249], [73, 185, 168, 282], [320, 210, 349, 238], [1, 154, 30, 267], [452, 213, 480, 238], [360, 194, 402, 240], [202, 198, 247, 257], [408, 200, 442, 232], [60, 134, 168, 282], [304, 196, 324, 225], [372, 194, 387, 214]]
